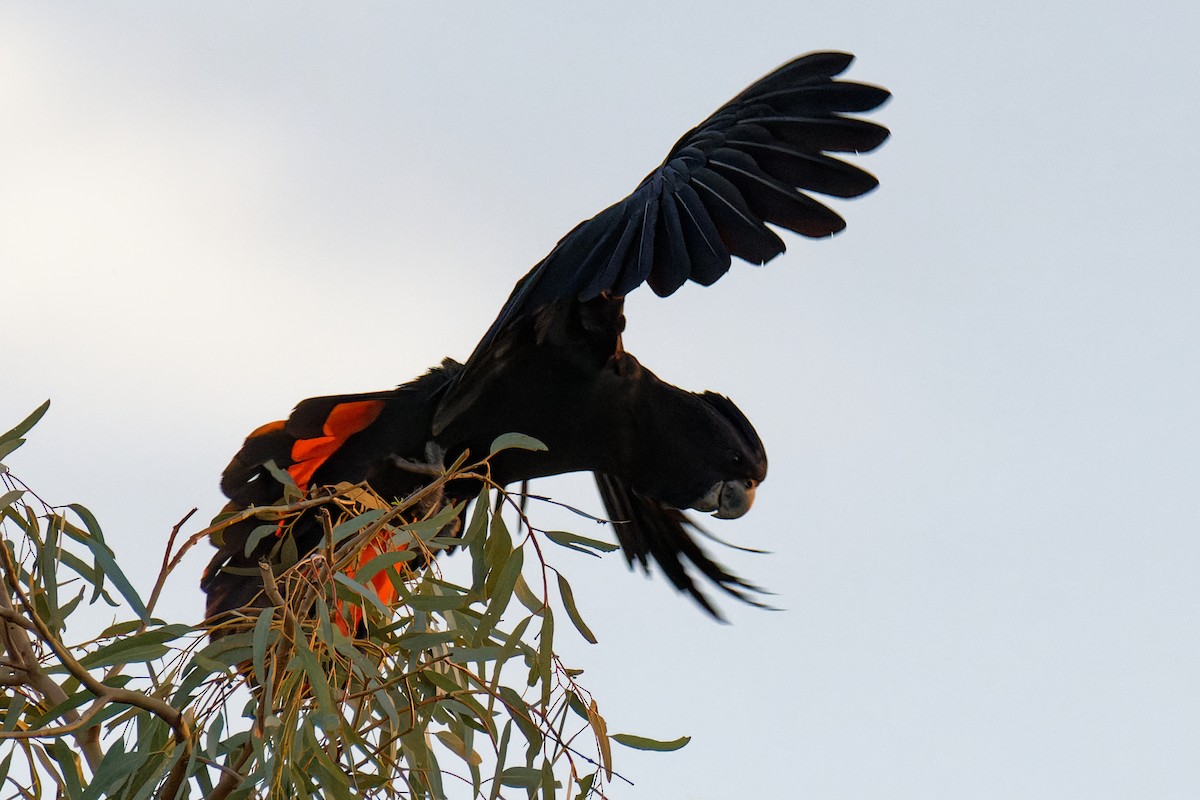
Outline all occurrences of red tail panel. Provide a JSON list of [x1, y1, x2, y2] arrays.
[[334, 531, 410, 636], [287, 400, 386, 489]]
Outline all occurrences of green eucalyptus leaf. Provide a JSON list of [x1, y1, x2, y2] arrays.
[[434, 730, 482, 766], [353, 549, 417, 587], [403, 500, 464, 543], [489, 433, 548, 455], [40, 514, 62, 630], [0, 489, 23, 510], [513, 574, 546, 615], [398, 630, 456, 651], [497, 686, 542, 749], [252, 606, 276, 684], [557, 573, 597, 644], [544, 529, 620, 557], [330, 508, 387, 544], [75, 623, 192, 672], [333, 572, 390, 619], [611, 733, 692, 751], [537, 609, 555, 706], [26, 689, 92, 730], [2, 694, 27, 733], [449, 646, 504, 663], [476, 546, 522, 643], [82, 743, 149, 800], [499, 766, 542, 788], [291, 642, 338, 731], [67, 503, 149, 621], [47, 738, 84, 800], [263, 458, 302, 501], [408, 592, 468, 612], [541, 758, 558, 800], [488, 721, 513, 800], [0, 438, 25, 461], [242, 523, 281, 558], [573, 771, 596, 800]]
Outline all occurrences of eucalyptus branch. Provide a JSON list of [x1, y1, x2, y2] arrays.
[[1, 428, 653, 799], [205, 738, 254, 800], [163, 491, 373, 585], [0, 540, 194, 774], [0, 549, 104, 771], [0, 670, 29, 686], [0, 696, 106, 741], [258, 558, 297, 655]]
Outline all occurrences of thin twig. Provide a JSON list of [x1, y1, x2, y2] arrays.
[[145, 507, 198, 619]]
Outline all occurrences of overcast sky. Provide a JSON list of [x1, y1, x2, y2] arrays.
[[4, 3, 1199, 798]]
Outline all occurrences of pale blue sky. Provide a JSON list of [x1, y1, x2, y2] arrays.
[[4, 3, 1199, 798]]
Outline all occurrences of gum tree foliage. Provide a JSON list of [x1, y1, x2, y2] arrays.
[[0, 402, 688, 799]]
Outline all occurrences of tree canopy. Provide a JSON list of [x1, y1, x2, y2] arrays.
[[0, 402, 686, 799]]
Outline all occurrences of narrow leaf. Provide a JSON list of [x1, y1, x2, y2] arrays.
[[241, 523, 281, 558], [450, 646, 504, 663], [252, 606, 276, 684], [465, 488, 490, 593], [556, 573, 597, 644], [291, 640, 338, 730], [354, 548, 417, 586], [0, 438, 25, 462], [83, 744, 149, 800], [41, 513, 62, 630], [68, 503, 149, 621], [545, 529, 620, 556], [497, 686, 542, 749], [434, 730, 482, 766], [333, 572, 390, 619], [489, 432, 548, 455], [487, 721, 512, 800], [574, 771, 596, 800], [499, 766, 542, 788], [2, 693, 26, 732], [263, 458, 301, 501], [537, 609, 554, 706], [513, 574, 546, 615], [48, 738, 84, 800], [587, 699, 612, 779], [408, 592, 468, 612], [541, 757, 557, 800], [403, 500, 464, 543], [399, 630, 456, 650], [611, 733, 692, 751], [78, 632, 176, 669], [0, 399, 49, 444], [330, 508, 387, 544], [476, 546, 523, 643]]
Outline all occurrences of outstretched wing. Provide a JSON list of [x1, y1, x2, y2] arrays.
[[468, 51, 889, 360], [437, 51, 889, 433], [431, 53, 887, 616]]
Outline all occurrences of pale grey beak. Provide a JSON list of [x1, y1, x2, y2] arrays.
[[693, 479, 758, 519]]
